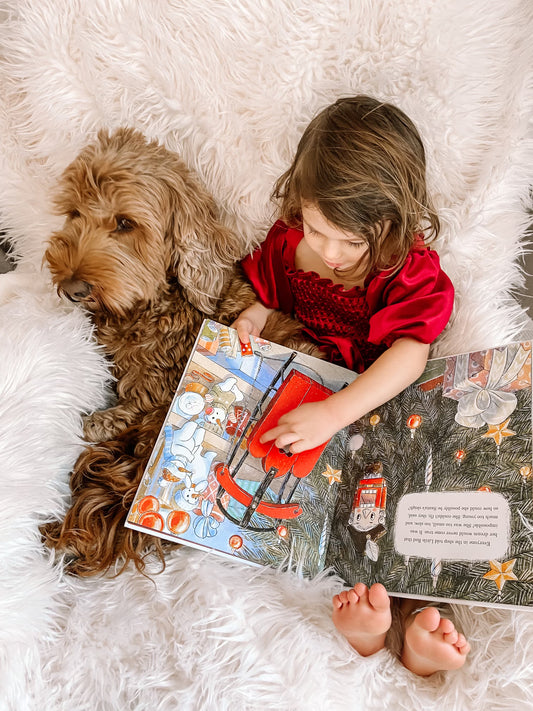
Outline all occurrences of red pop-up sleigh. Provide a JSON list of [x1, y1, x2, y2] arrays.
[[215, 356, 333, 531]]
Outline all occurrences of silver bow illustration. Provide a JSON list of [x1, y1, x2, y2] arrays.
[[445, 344, 530, 428]]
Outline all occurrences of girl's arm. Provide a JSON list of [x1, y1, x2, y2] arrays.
[[260, 337, 430, 453], [232, 300, 274, 344]]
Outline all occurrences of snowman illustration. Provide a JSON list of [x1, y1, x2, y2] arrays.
[[203, 376, 244, 436], [173, 382, 209, 419], [158, 420, 217, 506]]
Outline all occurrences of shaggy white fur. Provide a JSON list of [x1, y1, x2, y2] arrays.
[[0, 1, 532, 709]]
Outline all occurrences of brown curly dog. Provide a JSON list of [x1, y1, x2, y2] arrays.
[[42, 127, 317, 576]]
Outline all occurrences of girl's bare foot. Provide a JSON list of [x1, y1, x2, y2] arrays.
[[401, 606, 470, 676], [332, 582, 392, 656]]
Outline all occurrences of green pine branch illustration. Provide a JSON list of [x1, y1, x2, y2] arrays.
[[326, 375, 533, 606]]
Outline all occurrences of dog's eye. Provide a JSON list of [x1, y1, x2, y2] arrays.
[[115, 216, 135, 233], [68, 210, 80, 219]]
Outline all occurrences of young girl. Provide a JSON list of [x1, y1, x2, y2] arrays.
[[232, 95, 470, 676]]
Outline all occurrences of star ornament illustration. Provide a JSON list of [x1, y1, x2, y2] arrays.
[[481, 418, 516, 453], [483, 558, 518, 594], [321, 464, 342, 486]]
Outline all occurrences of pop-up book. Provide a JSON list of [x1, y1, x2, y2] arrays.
[[126, 321, 533, 609]]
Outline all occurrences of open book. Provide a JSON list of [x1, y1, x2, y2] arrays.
[[125, 320, 533, 610]]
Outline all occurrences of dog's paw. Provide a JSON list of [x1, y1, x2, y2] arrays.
[[83, 408, 129, 442]]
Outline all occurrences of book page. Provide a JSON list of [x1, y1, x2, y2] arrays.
[[126, 320, 356, 577], [326, 342, 533, 609]]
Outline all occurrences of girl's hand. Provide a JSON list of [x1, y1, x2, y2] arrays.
[[232, 301, 273, 344], [259, 400, 340, 454], [259, 338, 430, 455]]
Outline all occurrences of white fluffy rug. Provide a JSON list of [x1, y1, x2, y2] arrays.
[[1, 1, 533, 709]]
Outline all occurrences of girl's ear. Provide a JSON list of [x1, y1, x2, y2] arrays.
[[158, 155, 243, 314]]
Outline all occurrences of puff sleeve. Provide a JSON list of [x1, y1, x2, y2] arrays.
[[241, 220, 295, 314], [366, 248, 454, 348]]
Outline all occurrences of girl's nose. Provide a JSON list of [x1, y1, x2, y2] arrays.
[[322, 240, 342, 261]]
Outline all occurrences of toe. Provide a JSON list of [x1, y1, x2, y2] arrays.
[[443, 628, 459, 646], [413, 606, 441, 633], [353, 582, 369, 599], [368, 583, 391, 611], [439, 618, 455, 636], [332, 594, 343, 609], [456, 634, 470, 655], [338, 590, 350, 606], [347, 588, 359, 604]]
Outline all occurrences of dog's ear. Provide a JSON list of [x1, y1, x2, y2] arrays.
[[157, 155, 242, 315], [51, 129, 115, 218]]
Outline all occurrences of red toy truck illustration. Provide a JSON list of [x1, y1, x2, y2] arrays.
[[348, 473, 388, 558]]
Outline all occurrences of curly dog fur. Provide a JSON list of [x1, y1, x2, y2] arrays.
[[42, 128, 317, 576]]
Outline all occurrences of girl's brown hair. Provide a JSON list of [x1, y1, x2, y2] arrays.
[[273, 95, 440, 278]]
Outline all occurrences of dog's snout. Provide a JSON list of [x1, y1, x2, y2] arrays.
[[62, 279, 93, 302]]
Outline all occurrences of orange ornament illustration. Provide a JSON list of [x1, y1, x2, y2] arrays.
[[229, 534, 243, 550], [406, 414, 422, 438]]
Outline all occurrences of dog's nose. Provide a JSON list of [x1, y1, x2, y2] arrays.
[[62, 279, 93, 302]]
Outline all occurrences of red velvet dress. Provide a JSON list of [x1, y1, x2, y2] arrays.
[[242, 220, 454, 373]]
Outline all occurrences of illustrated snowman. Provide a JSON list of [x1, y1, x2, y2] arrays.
[[158, 420, 217, 506], [203, 376, 244, 436]]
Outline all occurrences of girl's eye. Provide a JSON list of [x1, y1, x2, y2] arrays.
[[115, 217, 135, 233], [350, 242, 365, 248]]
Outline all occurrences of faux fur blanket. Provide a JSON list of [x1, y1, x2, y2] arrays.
[[1, 1, 532, 709]]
